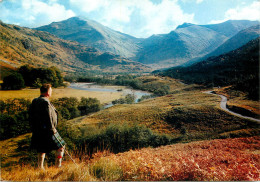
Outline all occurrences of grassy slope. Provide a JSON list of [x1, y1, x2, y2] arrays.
[[0, 133, 32, 168], [1, 136, 259, 181], [71, 77, 259, 140], [0, 22, 90, 72]]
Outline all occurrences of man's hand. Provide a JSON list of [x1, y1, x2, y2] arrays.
[[53, 128, 57, 134]]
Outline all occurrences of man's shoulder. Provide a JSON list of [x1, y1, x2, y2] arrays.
[[32, 97, 50, 105]]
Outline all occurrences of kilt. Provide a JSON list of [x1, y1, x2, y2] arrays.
[[31, 130, 65, 153], [52, 132, 66, 149]]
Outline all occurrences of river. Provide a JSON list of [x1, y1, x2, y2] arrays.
[[69, 82, 151, 108]]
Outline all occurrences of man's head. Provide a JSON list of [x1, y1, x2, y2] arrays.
[[40, 84, 52, 97]]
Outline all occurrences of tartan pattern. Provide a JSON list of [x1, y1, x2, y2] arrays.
[[52, 132, 66, 148]]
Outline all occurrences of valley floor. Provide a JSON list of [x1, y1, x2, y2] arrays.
[[1, 76, 259, 181], [0, 87, 124, 104]]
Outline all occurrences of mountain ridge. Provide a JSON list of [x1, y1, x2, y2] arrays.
[[0, 21, 151, 75], [135, 20, 259, 68], [36, 17, 259, 69], [36, 17, 141, 58], [185, 24, 260, 66]]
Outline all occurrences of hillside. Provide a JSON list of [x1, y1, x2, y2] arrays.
[[1, 133, 259, 181], [36, 17, 141, 58], [203, 23, 260, 57], [101, 136, 260, 181], [186, 24, 260, 66], [65, 76, 259, 152], [135, 20, 258, 69], [0, 21, 151, 77], [160, 37, 260, 100]]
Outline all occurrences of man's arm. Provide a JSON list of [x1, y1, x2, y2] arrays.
[[42, 101, 57, 134]]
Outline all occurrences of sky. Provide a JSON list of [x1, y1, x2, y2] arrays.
[[0, 0, 259, 38]]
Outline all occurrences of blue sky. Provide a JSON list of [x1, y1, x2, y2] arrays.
[[0, 0, 259, 38]]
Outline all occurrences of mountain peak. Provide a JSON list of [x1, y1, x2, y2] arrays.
[[66, 16, 91, 22], [176, 23, 194, 29]]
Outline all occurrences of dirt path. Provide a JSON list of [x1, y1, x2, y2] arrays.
[[204, 91, 260, 123]]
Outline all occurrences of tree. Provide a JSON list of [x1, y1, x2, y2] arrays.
[[78, 97, 101, 116], [18, 65, 33, 86], [2, 73, 25, 90], [17, 65, 64, 88], [50, 66, 64, 86]]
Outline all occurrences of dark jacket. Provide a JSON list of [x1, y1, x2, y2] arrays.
[[30, 96, 59, 153]]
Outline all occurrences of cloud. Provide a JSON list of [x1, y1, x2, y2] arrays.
[[0, 0, 75, 27], [69, 0, 194, 37], [196, 0, 203, 4], [210, 1, 260, 24], [0, 0, 194, 37], [136, 0, 194, 37]]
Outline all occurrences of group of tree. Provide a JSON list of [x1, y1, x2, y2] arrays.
[[0, 97, 101, 140], [2, 65, 64, 90], [52, 97, 101, 121], [112, 94, 135, 105]]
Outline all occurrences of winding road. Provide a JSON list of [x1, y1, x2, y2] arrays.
[[204, 91, 260, 123]]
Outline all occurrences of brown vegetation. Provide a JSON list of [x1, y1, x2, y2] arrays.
[[1, 136, 259, 181]]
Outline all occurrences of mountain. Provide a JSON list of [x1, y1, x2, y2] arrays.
[[0, 21, 151, 76], [160, 37, 260, 100], [36, 18, 259, 70], [135, 24, 227, 68], [201, 20, 258, 37], [185, 24, 260, 66], [135, 20, 259, 69], [36, 17, 141, 58]]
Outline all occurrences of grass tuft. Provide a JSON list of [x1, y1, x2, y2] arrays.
[[90, 157, 123, 181]]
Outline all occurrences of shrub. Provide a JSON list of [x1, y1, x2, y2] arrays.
[[0, 98, 31, 140], [75, 124, 173, 157], [138, 95, 153, 102], [0, 114, 17, 139]]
